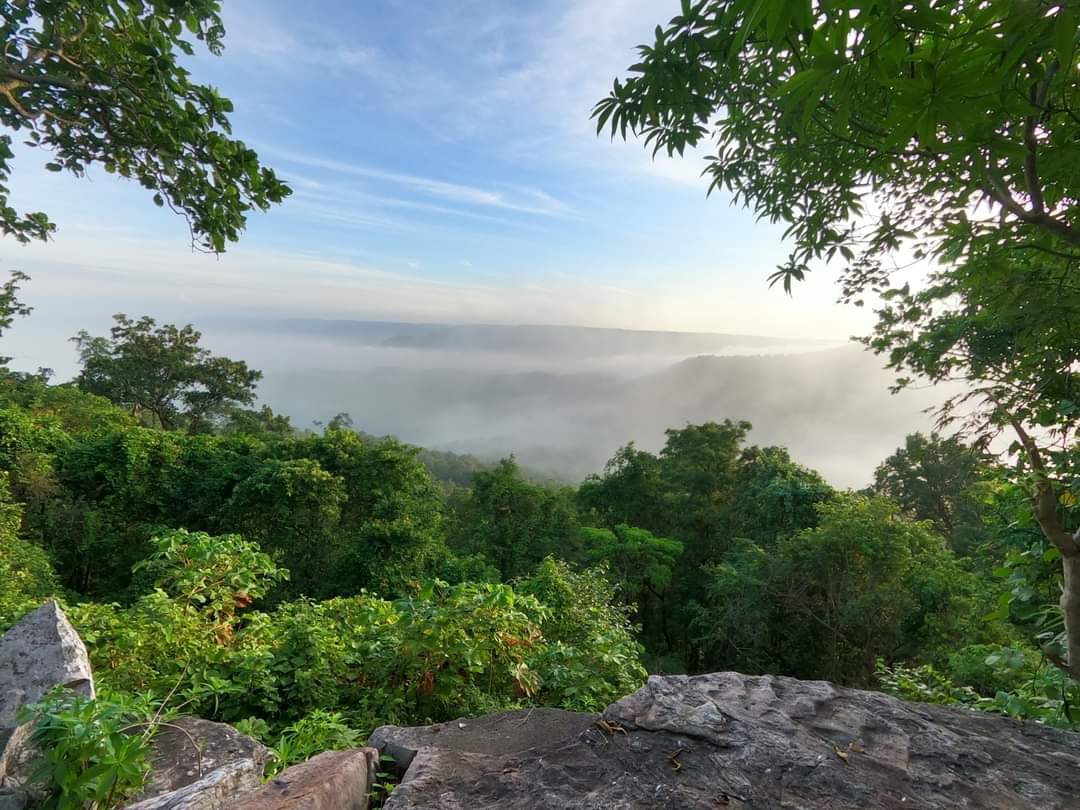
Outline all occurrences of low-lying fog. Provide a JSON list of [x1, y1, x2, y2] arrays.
[[192, 319, 947, 489]]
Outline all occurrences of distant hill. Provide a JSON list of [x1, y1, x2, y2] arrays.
[[249, 318, 821, 357]]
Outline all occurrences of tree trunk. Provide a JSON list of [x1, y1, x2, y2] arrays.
[[1062, 554, 1080, 681], [1012, 421, 1080, 680]]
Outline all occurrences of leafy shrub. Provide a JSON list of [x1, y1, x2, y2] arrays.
[[70, 536, 647, 738], [21, 690, 155, 810], [521, 558, 647, 710]]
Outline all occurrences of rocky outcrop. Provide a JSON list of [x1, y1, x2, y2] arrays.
[[0, 601, 96, 810], [231, 749, 380, 810], [0, 604, 378, 810], [122, 717, 271, 809], [0, 601, 94, 728], [368, 707, 595, 771], [374, 672, 1080, 809]]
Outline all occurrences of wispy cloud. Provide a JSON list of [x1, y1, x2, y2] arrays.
[[268, 149, 570, 216]]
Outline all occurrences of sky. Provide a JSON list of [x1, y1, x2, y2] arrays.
[[1, 0, 880, 363]]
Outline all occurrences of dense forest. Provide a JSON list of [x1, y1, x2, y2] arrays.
[[1, 280, 1076, 793]]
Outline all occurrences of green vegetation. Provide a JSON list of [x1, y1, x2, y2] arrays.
[[1, 291, 1075, 768], [1, 0, 289, 249], [3, 2, 1080, 805], [598, 0, 1080, 685]]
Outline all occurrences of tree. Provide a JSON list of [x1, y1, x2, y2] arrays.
[[873, 433, 990, 555], [578, 442, 665, 533], [1, 0, 290, 250], [217, 458, 346, 598], [692, 495, 978, 684], [596, 0, 1080, 679], [72, 314, 261, 431], [580, 523, 683, 650], [0, 270, 31, 367], [729, 446, 834, 546], [287, 430, 446, 595], [658, 420, 751, 558], [447, 457, 582, 580]]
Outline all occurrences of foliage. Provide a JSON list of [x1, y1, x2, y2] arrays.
[[72, 314, 262, 431], [0, 0, 290, 250], [873, 433, 991, 556], [21, 690, 155, 810], [0, 270, 31, 366], [0, 471, 59, 630], [521, 558, 648, 710], [692, 495, 982, 683], [596, 0, 1080, 680], [447, 457, 581, 579], [877, 650, 1080, 731], [65, 533, 646, 735], [266, 710, 363, 777]]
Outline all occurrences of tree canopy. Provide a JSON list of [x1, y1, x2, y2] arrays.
[[72, 314, 261, 432], [1, 0, 290, 250], [597, 0, 1080, 681]]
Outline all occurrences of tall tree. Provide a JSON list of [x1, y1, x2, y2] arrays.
[[447, 457, 581, 580], [72, 314, 261, 431], [873, 433, 990, 555], [596, 0, 1080, 679], [1, 0, 290, 249]]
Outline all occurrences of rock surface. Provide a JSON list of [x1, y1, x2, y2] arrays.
[[0, 601, 95, 808], [0, 601, 94, 729], [122, 717, 271, 809], [368, 707, 595, 770], [375, 672, 1080, 809], [122, 761, 266, 810], [231, 748, 379, 810]]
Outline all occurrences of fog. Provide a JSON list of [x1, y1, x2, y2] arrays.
[[191, 319, 946, 489]]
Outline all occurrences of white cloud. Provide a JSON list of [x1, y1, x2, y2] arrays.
[[267, 149, 570, 216]]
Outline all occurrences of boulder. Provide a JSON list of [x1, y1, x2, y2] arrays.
[[376, 672, 1080, 809], [230, 749, 379, 810], [122, 761, 266, 810], [368, 707, 594, 770], [123, 717, 271, 810], [0, 601, 94, 804], [0, 601, 94, 729]]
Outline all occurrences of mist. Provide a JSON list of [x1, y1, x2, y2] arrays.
[[190, 319, 946, 489]]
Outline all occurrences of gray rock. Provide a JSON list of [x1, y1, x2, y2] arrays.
[[376, 672, 1080, 809], [122, 761, 265, 810], [0, 601, 94, 729], [368, 707, 594, 770], [231, 748, 379, 810], [123, 717, 271, 810], [0, 601, 94, 803]]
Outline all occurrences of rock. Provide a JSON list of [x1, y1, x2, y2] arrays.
[[368, 707, 594, 770], [123, 761, 266, 810], [0, 601, 94, 729], [376, 672, 1080, 809], [231, 749, 379, 810], [123, 717, 271, 810], [0, 601, 94, 803]]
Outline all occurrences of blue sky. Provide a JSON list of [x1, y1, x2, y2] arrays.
[[0, 0, 875, 348]]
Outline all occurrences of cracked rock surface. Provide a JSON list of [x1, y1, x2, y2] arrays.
[[373, 672, 1080, 809]]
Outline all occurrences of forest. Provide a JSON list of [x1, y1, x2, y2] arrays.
[[1, 283, 1076, 798], [2, 0, 1079, 806]]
